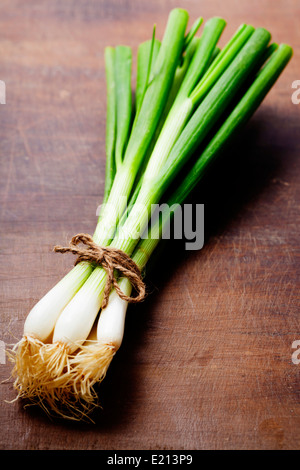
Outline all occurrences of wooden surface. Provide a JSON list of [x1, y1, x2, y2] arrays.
[[0, 0, 299, 450]]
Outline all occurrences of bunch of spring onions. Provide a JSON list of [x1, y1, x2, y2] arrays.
[[9, 8, 292, 420]]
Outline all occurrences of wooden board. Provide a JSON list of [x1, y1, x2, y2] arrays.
[[0, 0, 299, 450]]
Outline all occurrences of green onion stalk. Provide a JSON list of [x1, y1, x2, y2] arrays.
[[9, 8, 292, 420]]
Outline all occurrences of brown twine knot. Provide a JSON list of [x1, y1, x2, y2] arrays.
[[53, 233, 146, 309]]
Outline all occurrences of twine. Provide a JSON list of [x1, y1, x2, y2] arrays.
[[54, 233, 146, 309]]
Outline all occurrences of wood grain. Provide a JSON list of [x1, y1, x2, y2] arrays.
[[0, 0, 299, 450]]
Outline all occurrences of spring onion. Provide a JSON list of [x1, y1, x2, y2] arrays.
[[10, 7, 190, 397], [9, 8, 292, 421]]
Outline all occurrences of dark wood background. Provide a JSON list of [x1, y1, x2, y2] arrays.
[[0, 0, 299, 450]]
